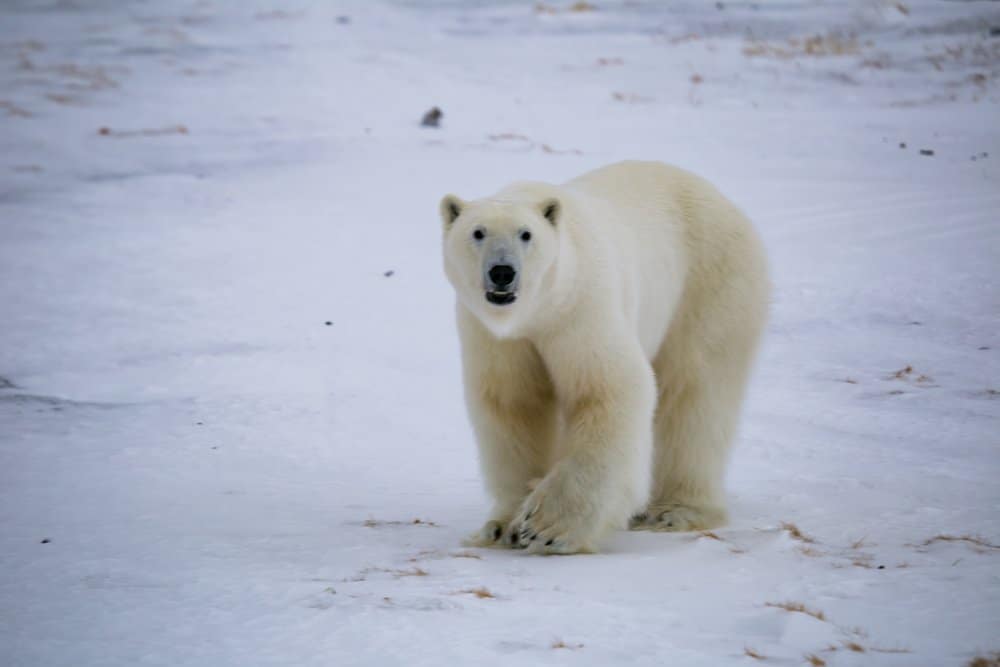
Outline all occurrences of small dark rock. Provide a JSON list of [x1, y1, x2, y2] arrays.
[[324, 321, 333, 326], [919, 149, 934, 156], [877, 565, 885, 569], [899, 142, 906, 149], [0, 376, 14, 389], [40, 538, 50, 544], [384, 270, 394, 277], [196, 421, 204, 426], [98, 127, 111, 136], [336, 15, 351, 25], [982, 152, 989, 158], [421, 107, 443, 128], [909, 321, 922, 326], [990, 27, 1000, 37], [979, 346, 990, 351]]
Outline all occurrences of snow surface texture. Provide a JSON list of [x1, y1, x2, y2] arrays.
[[1, 1, 998, 665]]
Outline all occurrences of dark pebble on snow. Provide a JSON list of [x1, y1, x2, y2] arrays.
[[919, 149, 934, 156], [421, 107, 443, 127]]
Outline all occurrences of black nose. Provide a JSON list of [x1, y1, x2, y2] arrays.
[[488, 264, 516, 288]]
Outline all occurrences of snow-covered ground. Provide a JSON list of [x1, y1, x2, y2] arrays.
[[1, 1, 998, 665]]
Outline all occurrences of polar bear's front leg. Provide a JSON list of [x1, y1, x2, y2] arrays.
[[462, 391, 555, 548], [456, 308, 558, 549], [513, 336, 656, 554]]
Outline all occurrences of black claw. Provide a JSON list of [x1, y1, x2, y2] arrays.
[[529, 533, 537, 542], [545, 539, 554, 546], [492, 525, 503, 540], [666, 521, 674, 528], [508, 530, 519, 544]]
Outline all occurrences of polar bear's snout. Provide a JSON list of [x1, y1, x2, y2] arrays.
[[485, 262, 518, 305], [483, 242, 520, 305], [488, 264, 516, 288]]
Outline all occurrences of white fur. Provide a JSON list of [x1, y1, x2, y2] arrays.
[[441, 161, 770, 554]]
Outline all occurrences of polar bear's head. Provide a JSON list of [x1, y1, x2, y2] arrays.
[[440, 192, 562, 337]]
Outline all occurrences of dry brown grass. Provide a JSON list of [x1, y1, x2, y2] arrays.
[[781, 522, 816, 544], [804, 654, 826, 666], [97, 124, 188, 138], [457, 587, 495, 599], [344, 566, 429, 581], [612, 91, 654, 104], [394, 567, 428, 578], [540, 143, 583, 155], [409, 548, 482, 562], [826, 640, 909, 654], [744, 646, 767, 660], [886, 366, 936, 386], [535, 1, 595, 14], [744, 34, 859, 59], [968, 653, 1000, 667], [361, 517, 439, 528], [765, 601, 826, 622], [551, 639, 584, 650], [698, 531, 723, 541], [488, 132, 531, 143], [918, 534, 999, 550], [1, 100, 33, 117]]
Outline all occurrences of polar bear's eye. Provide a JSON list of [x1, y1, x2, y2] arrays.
[[473, 229, 485, 241], [520, 231, 532, 242]]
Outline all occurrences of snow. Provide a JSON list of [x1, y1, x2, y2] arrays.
[[1, 1, 998, 665]]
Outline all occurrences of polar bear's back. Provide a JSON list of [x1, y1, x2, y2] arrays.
[[565, 160, 696, 196], [564, 160, 769, 360], [565, 160, 731, 228], [565, 160, 763, 269]]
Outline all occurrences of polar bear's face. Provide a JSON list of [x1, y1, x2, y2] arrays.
[[441, 195, 560, 336]]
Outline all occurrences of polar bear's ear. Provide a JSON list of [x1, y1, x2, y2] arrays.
[[540, 198, 560, 226], [440, 194, 465, 227]]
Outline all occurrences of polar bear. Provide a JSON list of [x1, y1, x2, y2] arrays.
[[440, 160, 769, 554]]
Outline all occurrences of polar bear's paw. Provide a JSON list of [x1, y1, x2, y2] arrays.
[[463, 518, 533, 549], [629, 503, 726, 532], [510, 475, 597, 555]]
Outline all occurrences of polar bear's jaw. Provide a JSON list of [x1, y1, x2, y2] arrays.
[[485, 290, 517, 306]]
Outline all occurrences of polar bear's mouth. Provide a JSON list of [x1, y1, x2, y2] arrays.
[[485, 290, 517, 306]]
